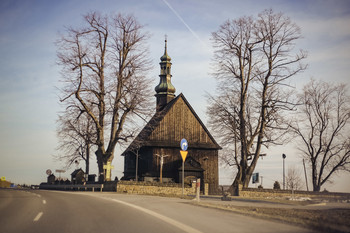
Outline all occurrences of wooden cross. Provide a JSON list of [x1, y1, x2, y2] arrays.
[[103, 161, 114, 181], [155, 154, 169, 183]]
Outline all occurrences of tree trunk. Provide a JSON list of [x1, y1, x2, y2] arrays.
[[232, 168, 242, 188], [311, 163, 320, 192], [313, 185, 321, 192], [96, 149, 105, 183], [96, 148, 115, 183], [242, 170, 252, 188]]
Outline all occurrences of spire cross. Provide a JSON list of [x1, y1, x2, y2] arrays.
[[164, 34, 168, 52]]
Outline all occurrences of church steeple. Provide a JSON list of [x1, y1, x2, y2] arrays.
[[155, 38, 176, 111]]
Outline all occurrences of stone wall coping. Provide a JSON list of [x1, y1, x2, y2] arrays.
[[118, 181, 191, 188], [241, 187, 350, 197]]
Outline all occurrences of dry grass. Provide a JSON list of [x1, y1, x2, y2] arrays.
[[192, 202, 350, 233]]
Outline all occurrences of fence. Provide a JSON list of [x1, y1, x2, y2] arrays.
[[39, 183, 105, 192]]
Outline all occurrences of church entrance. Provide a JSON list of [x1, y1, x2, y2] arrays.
[[178, 156, 204, 193]]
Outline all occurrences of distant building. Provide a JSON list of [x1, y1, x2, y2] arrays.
[[47, 174, 56, 184], [122, 40, 221, 194], [0, 180, 11, 188], [71, 168, 85, 184], [87, 174, 96, 183]]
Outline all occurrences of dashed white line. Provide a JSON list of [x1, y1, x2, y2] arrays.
[[43, 200, 46, 204], [33, 212, 43, 222]]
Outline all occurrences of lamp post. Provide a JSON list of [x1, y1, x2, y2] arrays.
[[282, 153, 286, 190]]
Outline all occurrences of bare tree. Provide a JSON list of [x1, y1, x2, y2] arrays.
[[208, 9, 307, 189], [291, 79, 350, 191], [56, 102, 96, 175], [286, 166, 303, 190], [56, 12, 153, 182]]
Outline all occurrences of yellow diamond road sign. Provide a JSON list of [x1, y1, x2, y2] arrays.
[[180, 150, 188, 161], [1, 177, 6, 181]]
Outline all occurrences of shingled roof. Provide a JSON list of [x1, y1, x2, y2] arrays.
[[122, 93, 221, 155]]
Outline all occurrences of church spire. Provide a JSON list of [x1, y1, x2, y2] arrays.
[[160, 36, 171, 62], [155, 37, 176, 111]]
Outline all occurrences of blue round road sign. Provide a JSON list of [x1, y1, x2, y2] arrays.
[[180, 138, 188, 151]]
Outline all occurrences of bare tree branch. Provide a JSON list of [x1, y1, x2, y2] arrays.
[[208, 9, 306, 188], [56, 12, 154, 182], [291, 79, 350, 191]]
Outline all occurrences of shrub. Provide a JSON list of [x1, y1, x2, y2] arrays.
[[273, 181, 281, 189]]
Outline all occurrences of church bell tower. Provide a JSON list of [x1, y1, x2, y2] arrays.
[[155, 38, 176, 111]]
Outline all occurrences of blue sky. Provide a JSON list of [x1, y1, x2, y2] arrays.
[[1, 0, 349, 191]]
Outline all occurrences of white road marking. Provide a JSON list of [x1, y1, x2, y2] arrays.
[[43, 200, 46, 204], [307, 202, 326, 206], [109, 198, 202, 233], [45, 191, 202, 232], [33, 212, 43, 222]]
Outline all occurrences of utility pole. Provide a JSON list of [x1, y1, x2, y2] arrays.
[[135, 150, 139, 182], [155, 154, 169, 183], [303, 159, 309, 191], [282, 153, 286, 190]]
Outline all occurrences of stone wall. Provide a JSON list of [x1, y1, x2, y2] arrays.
[[238, 186, 350, 200], [117, 181, 196, 196], [0, 180, 11, 188]]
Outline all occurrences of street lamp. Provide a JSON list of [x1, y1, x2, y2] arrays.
[[282, 153, 286, 190]]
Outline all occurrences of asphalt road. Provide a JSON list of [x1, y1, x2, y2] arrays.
[[0, 189, 316, 233]]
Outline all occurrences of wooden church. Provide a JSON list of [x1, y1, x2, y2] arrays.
[[122, 40, 221, 194]]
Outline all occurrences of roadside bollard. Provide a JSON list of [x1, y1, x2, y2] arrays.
[[196, 178, 200, 202]]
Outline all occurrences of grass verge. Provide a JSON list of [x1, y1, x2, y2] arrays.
[[192, 202, 350, 233]]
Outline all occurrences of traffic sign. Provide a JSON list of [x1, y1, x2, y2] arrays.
[[180, 150, 188, 161], [252, 173, 259, 183], [1, 177, 6, 181], [180, 138, 188, 151]]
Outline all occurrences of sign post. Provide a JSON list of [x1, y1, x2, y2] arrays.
[[180, 138, 188, 198], [196, 178, 200, 202], [252, 172, 259, 184]]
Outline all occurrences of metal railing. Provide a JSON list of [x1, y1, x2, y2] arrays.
[[39, 183, 104, 192]]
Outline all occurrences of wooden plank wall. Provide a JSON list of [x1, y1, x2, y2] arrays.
[[150, 97, 214, 146], [151, 147, 219, 194]]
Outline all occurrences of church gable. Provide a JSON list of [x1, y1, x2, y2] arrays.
[[122, 39, 219, 194], [149, 94, 220, 149]]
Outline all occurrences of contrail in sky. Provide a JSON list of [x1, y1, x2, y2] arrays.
[[162, 0, 207, 48]]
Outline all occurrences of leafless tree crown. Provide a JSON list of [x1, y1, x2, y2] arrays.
[[286, 166, 303, 190], [56, 12, 154, 181], [208, 9, 307, 188], [291, 79, 350, 191]]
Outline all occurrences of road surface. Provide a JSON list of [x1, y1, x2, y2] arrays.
[[0, 189, 315, 233]]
